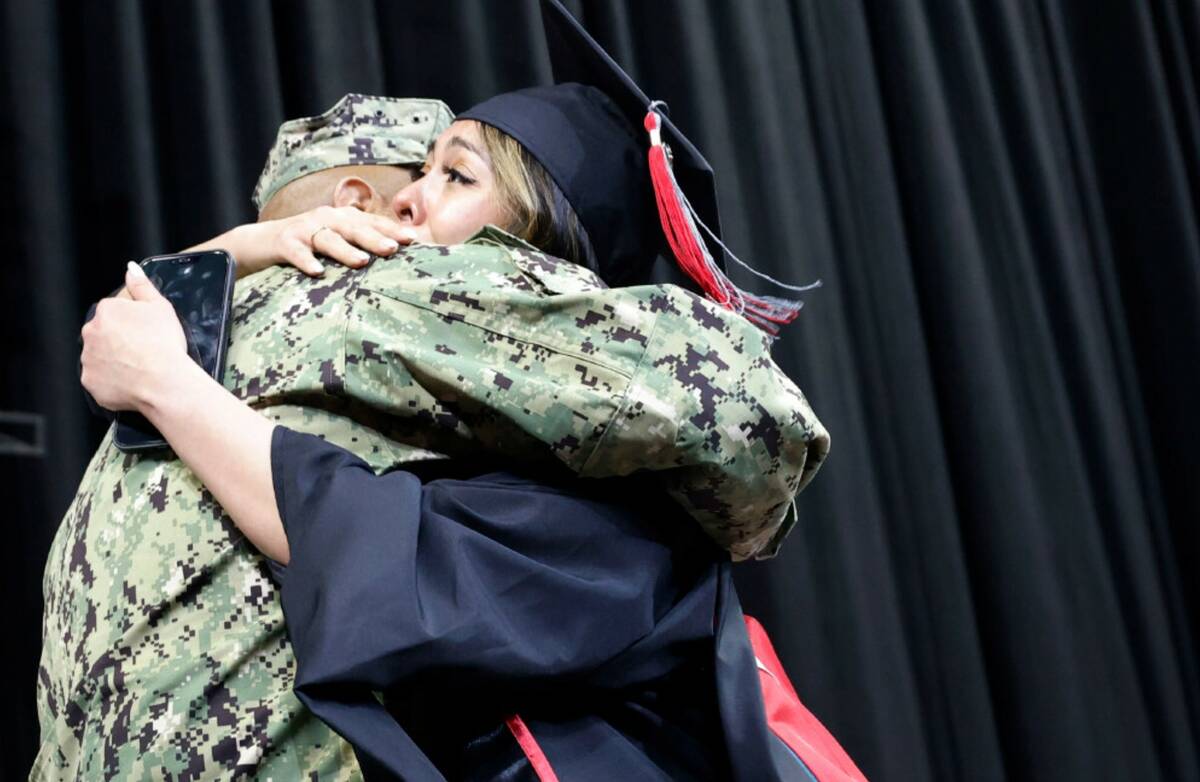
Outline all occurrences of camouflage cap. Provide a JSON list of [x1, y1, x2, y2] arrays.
[[252, 94, 454, 212]]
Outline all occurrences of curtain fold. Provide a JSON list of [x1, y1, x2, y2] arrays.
[[3, 1, 1197, 779]]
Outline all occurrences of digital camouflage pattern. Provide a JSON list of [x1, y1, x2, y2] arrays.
[[251, 94, 454, 212], [36, 229, 829, 780], [342, 229, 830, 558]]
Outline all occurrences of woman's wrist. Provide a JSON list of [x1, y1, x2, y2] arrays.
[[137, 353, 214, 425], [186, 222, 271, 278]]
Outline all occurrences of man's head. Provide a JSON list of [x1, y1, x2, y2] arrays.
[[253, 94, 453, 222], [257, 163, 419, 222]]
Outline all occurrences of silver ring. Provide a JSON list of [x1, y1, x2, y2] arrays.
[[309, 225, 332, 246]]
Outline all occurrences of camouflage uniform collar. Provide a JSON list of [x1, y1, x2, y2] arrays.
[[463, 224, 541, 252], [464, 225, 610, 295]]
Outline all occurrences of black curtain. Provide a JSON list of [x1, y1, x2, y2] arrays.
[[3, 1, 1198, 780]]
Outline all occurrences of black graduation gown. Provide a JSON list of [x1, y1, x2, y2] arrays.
[[269, 427, 799, 781]]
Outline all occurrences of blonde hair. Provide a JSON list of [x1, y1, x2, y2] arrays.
[[475, 122, 597, 272]]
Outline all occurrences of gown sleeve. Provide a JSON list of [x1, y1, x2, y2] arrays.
[[269, 425, 698, 776]]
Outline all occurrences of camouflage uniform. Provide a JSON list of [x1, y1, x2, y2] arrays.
[[35, 96, 830, 781], [33, 92, 452, 782]]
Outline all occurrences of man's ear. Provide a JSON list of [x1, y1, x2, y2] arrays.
[[332, 176, 377, 210]]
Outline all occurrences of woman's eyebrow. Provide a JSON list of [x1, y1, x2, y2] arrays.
[[447, 135, 485, 159]]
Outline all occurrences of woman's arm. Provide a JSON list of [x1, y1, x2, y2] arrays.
[[81, 263, 290, 562], [103, 205, 412, 303], [143, 354, 289, 562], [185, 205, 408, 279]]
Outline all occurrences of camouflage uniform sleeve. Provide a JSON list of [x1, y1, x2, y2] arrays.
[[577, 286, 831, 561], [341, 243, 642, 472], [342, 241, 830, 561]]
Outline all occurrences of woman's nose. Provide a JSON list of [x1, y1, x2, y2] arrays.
[[391, 178, 424, 224]]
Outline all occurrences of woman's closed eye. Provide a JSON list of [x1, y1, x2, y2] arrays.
[[444, 166, 476, 186]]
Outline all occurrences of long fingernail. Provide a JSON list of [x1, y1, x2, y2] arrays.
[[381, 240, 399, 252], [126, 261, 146, 279], [308, 263, 325, 275], [356, 250, 370, 262]]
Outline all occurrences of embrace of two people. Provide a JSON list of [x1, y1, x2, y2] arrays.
[[35, 4, 852, 781]]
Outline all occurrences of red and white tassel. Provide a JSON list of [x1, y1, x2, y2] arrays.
[[643, 106, 819, 336]]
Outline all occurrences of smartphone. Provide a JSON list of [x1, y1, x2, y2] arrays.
[[113, 250, 237, 452]]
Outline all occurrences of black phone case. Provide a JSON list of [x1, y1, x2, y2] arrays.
[[113, 250, 237, 452]]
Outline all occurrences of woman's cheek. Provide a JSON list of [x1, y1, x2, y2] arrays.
[[432, 204, 476, 245]]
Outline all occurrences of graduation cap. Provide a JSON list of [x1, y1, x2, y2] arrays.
[[460, 0, 817, 334]]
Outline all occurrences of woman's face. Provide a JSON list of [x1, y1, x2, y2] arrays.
[[391, 120, 507, 245]]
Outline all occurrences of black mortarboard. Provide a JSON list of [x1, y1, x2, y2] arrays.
[[460, 83, 657, 287], [460, 0, 811, 333]]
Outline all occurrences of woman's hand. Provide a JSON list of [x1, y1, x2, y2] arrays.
[[80, 263, 191, 412], [188, 206, 416, 279], [82, 262, 291, 562]]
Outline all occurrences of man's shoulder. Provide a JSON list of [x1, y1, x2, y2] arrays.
[[358, 227, 609, 299], [354, 233, 769, 352]]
